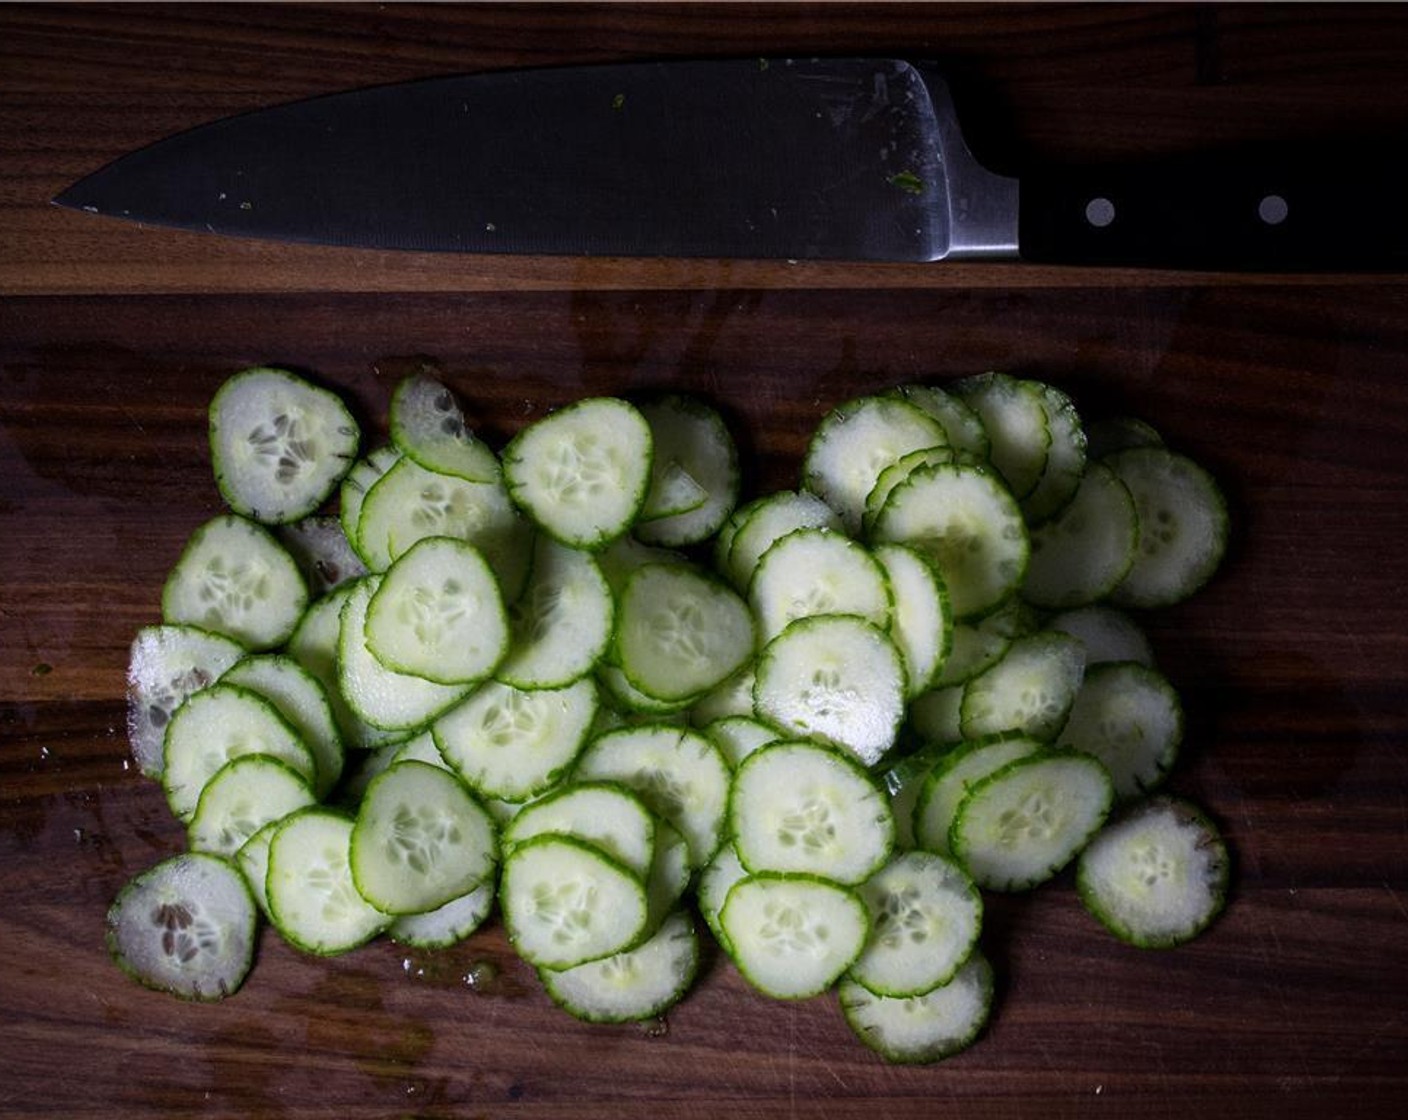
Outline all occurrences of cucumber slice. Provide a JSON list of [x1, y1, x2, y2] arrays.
[[389, 372, 499, 483], [126, 624, 244, 778], [950, 750, 1114, 892], [267, 808, 391, 954], [724, 489, 842, 591], [959, 630, 1086, 742], [276, 514, 368, 596], [1047, 606, 1155, 668], [871, 462, 1028, 620], [1106, 447, 1230, 608], [365, 537, 509, 685], [932, 597, 1033, 689], [730, 741, 895, 886], [889, 384, 991, 461], [502, 396, 653, 550], [1085, 415, 1164, 460], [106, 852, 257, 1001], [633, 393, 740, 547], [803, 394, 950, 536], [162, 514, 308, 650], [862, 445, 954, 537], [1022, 463, 1138, 608], [1077, 796, 1229, 948], [161, 683, 317, 822], [221, 653, 345, 798], [350, 760, 498, 915], [208, 367, 360, 525], [339, 445, 402, 563], [389, 879, 496, 949], [338, 576, 472, 732], [188, 754, 316, 857], [500, 833, 650, 970], [1056, 662, 1183, 801], [872, 542, 953, 699], [720, 873, 870, 1000], [596, 662, 694, 718], [1020, 382, 1087, 525], [497, 536, 613, 690], [912, 733, 1044, 855], [950, 373, 1051, 501], [906, 686, 966, 748], [687, 663, 758, 726], [502, 780, 658, 879], [880, 739, 956, 849], [573, 724, 731, 869], [615, 563, 754, 704], [701, 714, 782, 768], [849, 850, 982, 998], [753, 614, 906, 769], [540, 908, 699, 1023], [749, 528, 893, 643], [696, 842, 748, 953], [434, 677, 597, 801], [839, 952, 994, 1064], [234, 819, 278, 918]]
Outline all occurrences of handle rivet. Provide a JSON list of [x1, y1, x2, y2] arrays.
[[1258, 194, 1289, 225], [1084, 197, 1116, 228]]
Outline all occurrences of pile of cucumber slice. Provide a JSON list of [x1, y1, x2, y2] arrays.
[[110, 365, 1231, 1065]]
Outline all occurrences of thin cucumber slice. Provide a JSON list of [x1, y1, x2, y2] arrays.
[[696, 842, 748, 953], [839, 952, 994, 1064], [497, 536, 613, 690], [749, 528, 893, 643], [389, 372, 499, 483], [687, 663, 758, 726], [1047, 606, 1155, 668], [357, 456, 531, 597], [862, 445, 954, 537], [881, 739, 957, 849], [932, 597, 1033, 689], [573, 724, 731, 869], [1106, 447, 1230, 608], [389, 878, 496, 949], [959, 630, 1086, 742], [235, 819, 278, 918], [950, 372, 1051, 501], [889, 384, 991, 461], [803, 394, 950, 536], [642, 816, 692, 929], [339, 445, 402, 563], [596, 662, 694, 718], [267, 808, 391, 954], [1056, 662, 1183, 801], [633, 393, 740, 547], [500, 833, 649, 970], [434, 677, 597, 801], [1077, 796, 1229, 948], [188, 754, 316, 857], [849, 850, 982, 998], [1020, 382, 1087, 525], [126, 624, 244, 778], [162, 514, 308, 649], [161, 683, 317, 822], [502, 780, 658, 879], [702, 714, 782, 768], [1085, 415, 1164, 460], [276, 514, 368, 596], [753, 614, 906, 769], [389, 728, 451, 769], [638, 459, 708, 522], [871, 462, 1028, 620], [350, 760, 498, 915], [1022, 462, 1138, 608], [208, 367, 360, 525], [221, 653, 345, 798], [365, 536, 509, 685], [906, 686, 965, 747], [106, 852, 256, 1001], [912, 733, 1043, 855], [615, 562, 755, 703], [595, 534, 686, 600], [730, 741, 895, 886], [950, 750, 1114, 892], [872, 542, 953, 699], [502, 396, 653, 550], [724, 489, 842, 592], [338, 576, 471, 732], [720, 873, 870, 1000], [540, 908, 699, 1023]]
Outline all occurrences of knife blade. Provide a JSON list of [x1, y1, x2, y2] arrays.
[[53, 57, 1408, 270]]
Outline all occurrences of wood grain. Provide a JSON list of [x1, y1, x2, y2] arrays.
[[3, 6, 1408, 1119]]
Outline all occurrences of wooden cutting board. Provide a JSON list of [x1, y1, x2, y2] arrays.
[[3, 5, 1407, 1118]]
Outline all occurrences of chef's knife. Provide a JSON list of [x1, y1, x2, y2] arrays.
[[53, 57, 1408, 270]]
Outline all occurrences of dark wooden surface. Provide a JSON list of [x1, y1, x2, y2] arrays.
[[3, 5, 1408, 1118]]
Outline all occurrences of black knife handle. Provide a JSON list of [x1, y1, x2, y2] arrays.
[[1017, 146, 1408, 271]]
